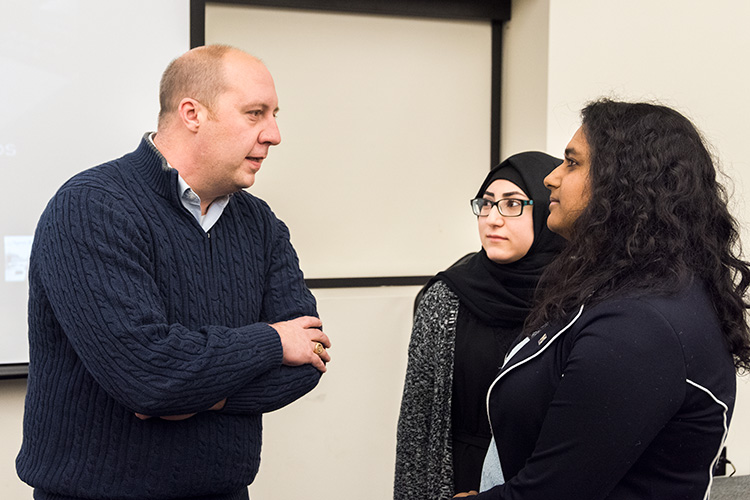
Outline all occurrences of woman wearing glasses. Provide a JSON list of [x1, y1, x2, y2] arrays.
[[461, 99, 750, 499], [394, 152, 565, 500]]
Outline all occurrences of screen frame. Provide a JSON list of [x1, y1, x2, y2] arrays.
[[190, 0, 509, 289]]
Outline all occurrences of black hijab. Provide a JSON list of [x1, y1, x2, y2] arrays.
[[434, 151, 565, 327]]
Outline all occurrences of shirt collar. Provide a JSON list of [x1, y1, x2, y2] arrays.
[[147, 132, 232, 231]]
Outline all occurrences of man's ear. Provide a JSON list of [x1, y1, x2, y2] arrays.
[[177, 98, 203, 132]]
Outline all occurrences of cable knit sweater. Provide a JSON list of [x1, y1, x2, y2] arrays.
[[16, 134, 321, 500]]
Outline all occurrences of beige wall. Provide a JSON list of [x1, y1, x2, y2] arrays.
[[250, 286, 419, 500], [502, 0, 750, 475], [206, 5, 492, 279], [500, 0, 550, 154]]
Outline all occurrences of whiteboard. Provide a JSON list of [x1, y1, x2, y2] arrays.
[[0, 0, 190, 367]]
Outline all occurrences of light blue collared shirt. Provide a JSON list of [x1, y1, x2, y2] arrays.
[[148, 133, 230, 232]]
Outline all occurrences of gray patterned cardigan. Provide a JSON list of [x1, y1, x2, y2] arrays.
[[394, 280, 460, 500]]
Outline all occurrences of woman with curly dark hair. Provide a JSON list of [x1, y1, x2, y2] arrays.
[[459, 99, 750, 500]]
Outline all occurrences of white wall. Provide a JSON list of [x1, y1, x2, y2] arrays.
[[502, 0, 750, 475]]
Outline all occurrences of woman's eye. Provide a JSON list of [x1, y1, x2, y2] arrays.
[[505, 199, 522, 208]]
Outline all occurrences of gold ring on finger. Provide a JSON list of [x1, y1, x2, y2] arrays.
[[313, 342, 325, 355]]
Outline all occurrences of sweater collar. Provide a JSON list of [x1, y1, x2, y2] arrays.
[[131, 132, 180, 202]]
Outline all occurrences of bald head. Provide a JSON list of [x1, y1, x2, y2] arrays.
[[153, 44, 281, 207], [157, 44, 261, 128]]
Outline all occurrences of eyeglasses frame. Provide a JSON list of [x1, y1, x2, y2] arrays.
[[470, 197, 534, 218]]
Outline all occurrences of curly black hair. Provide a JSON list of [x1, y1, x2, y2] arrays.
[[526, 98, 750, 371]]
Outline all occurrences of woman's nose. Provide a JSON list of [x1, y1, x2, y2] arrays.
[[544, 165, 562, 190], [487, 206, 506, 225]]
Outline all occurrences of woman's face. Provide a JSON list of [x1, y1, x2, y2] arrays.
[[477, 179, 535, 264], [544, 126, 592, 239]]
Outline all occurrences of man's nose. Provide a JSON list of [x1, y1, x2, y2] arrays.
[[260, 118, 281, 145]]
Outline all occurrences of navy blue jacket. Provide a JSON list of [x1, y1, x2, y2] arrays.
[[17, 136, 321, 499], [478, 281, 735, 499]]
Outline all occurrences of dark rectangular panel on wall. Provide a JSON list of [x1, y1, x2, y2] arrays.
[[306, 276, 431, 289], [0, 364, 29, 379], [491, 20, 503, 166], [191, 0, 511, 47], [207, 0, 508, 20]]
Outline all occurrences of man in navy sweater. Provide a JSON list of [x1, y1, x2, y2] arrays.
[[17, 44, 331, 500]]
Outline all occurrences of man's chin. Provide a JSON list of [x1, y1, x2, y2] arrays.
[[238, 174, 256, 191]]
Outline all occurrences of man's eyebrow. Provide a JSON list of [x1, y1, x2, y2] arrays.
[[244, 103, 280, 113]]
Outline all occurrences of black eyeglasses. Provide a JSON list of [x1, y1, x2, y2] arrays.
[[470, 198, 533, 217]]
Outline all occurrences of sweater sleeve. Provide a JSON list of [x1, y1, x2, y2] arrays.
[[260, 215, 318, 323], [35, 187, 285, 416], [475, 300, 686, 500], [222, 364, 321, 414], [394, 281, 458, 500], [218, 209, 322, 414]]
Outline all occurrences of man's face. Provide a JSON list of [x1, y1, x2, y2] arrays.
[[198, 51, 281, 197]]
